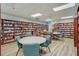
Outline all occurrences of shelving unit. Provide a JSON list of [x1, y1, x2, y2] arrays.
[[0, 19, 2, 55], [78, 19, 79, 56], [74, 17, 78, 47], [2, 19, 15, 44], [74, 6, 79, 56], [54, 22, 74, 39], [74, 16, 79, 56], [1, 19, 48, 45], [62, 23, 74, 38]]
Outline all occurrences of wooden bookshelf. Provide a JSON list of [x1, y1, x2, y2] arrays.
[[78, 19, 79, 56], [1, 19, 48, 45], [74, 17, 78, 47], [77, 19, 79, 56], [2, 19, 15, 44], [74, 17, 79, 56], [74, 16, 79, 56], [54, 22, 74, 39], [0, 19, 2, 55], [74, 6, 79, 56]]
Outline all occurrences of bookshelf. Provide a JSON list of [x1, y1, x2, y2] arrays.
[[2, 19, 15, 44], [1, 19, 48, 44], [74, 16, 79, 56], [74, 17, 78, 47], [0, 20, 3, 45], [0, 19, 3, 55], [62, 23, 74, 38], [54, 22, 74, 39], [78, 19, 79, 55], [0, 19, 2, 55]]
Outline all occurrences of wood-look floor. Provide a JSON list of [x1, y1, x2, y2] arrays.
[[1, 38, 77, 56]]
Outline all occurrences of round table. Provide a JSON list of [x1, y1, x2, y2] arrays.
[[19, 36, 46, 44]]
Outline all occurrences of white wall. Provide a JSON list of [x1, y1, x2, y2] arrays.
[[1, 13, 46, 24]]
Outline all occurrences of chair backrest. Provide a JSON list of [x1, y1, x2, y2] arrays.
[[25, 32, 32, 37], [51, 32, 54, 36], [43, 35, 51, 44], [16, 36, 21, 42], [23, 44, 40, 56], [15, 36, 22, 48]]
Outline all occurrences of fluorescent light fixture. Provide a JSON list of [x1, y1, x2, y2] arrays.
[[53, 3, 75, 12], [31, 13, 42, 17], [45, 19, 52, 22], [61, 16, 73, 19]]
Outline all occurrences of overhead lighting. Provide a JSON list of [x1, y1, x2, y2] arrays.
[[53, 3, 75, 12], [45, 19, 52, 22], [31, 13, 42, 17], [61, 16, 73, 19]]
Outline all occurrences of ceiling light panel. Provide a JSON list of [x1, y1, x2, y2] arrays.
[[61, 16, 73, 19], [31, 13, 42, 17], [53, 3, 75, 12]]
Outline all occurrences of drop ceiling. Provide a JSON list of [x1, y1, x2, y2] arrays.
[[1, 3, 76, 23]]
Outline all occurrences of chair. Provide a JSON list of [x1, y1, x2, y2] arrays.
[[15, 36, 22, 56], [23, 44, 40, 56], [25, 32, 33, 37], [51, 32, 60, 40], [40, 35, 51, 52], [44, 35, 51, 43]]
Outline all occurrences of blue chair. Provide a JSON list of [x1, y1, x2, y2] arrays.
[[23, 44, 40, 56], [43, 35, 51, 43], [40, 35, 51, 52], [15, 36, 22, 56], [25, 32, 33, 37]]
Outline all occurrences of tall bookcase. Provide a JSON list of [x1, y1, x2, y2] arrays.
[[74, 16, 79, 56], [78, 18, 79, 56], [2, 19, 15, 44], [74, 17, 78, 47], [0, 19, 2, 55], [1, 19, 48, 45], [74, 6, 79, 56], [0, 20, 1, 55], [54, 22, 74, 39]]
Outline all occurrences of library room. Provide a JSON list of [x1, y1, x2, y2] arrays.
[[0, 3, 79, 56]]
